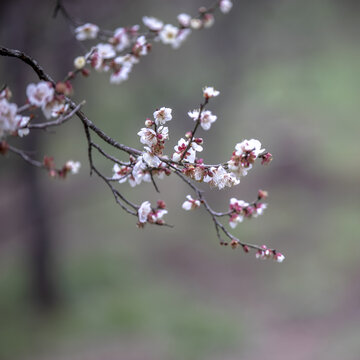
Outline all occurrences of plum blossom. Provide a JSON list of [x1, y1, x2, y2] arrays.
[[143, 147, 162, 167], [177, 13, 191, 27], [17, 116, 30, 137], [0, 99, 17, 138], [133, 36, 150, 57], [26, 82, 54, 108], [203, 86, 220, 99], [235, 139, 264, 158], [159, 24, 179, 46], [142, 16, 163, 31], [94, 43, 116, 60], [75, 23, 99, 41], [172, 138, 202, 163], [138, 127, 157, 146], [111, 27, 130, 52], [219, 0, 233, 14], [182, 195, 201, 211], [150, 208, 168, 223], [274, 253, 285, 263], [153, 107, 172, 125], [203, 166, 239, 189], [138, 201, 152, 223], [42, 98, 69, 119], [65, 160, 81, 174], [188, 109, 217, 130]]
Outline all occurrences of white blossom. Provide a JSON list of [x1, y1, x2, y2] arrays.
[[94, 43, 116, 60], [143, 148, 162, 167], [138, 201, 152, 223], [177, 13, 191, 27], [17, 116, 30, 137], [142, 16, 163, 31], [274, 253, 285, 263], [153, 107, 172, 125], [133, 36, 149, 56], [42, 99, 69, 119], [219, 0, 233, 14], [66, 160, 81, 174], [235, 139, 264, 158], [203, 166, 239, 189], [203, 86, 220, 98], [182, 195, 201, 211], [75, 23, 99, 41], [138, 127, 157, 146], [112, 27, 130, 52], [159, 24, 179, 46], [188, 109, 217, 131], [150, 209, 168, 222], [0, 99, 17, 138], [26, 82, 54, 108]]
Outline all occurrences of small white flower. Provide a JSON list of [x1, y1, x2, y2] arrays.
[[151, 209, 168, 222], [229, 214, 244, 229], [235, 139, 264, 157], [74, 56, 86, 69], [204, 166, 239, 189], [203, 14, 215, 28], [95, 43, 116, 59], [0, 99, 17, 138], [254, 203, 267, 217], [17, 115, 30, 137], [219, 0, 233, 14], [42, 99, 69, 119], [177, 13, 191, 27], [143, 148, 161, 167], [153, 107, 172, 125], [182, 195, 201, 211], [274, 253, 285, 263], [203, 86, 220, 98], [26, 82, 54, 108], [159, 24, 179, 46], [75, 23, 99, 41], [143, 16, 164, 31], [133, 36, 149, 56], [188, 109, 217, 130], [138, 127, 157, 146], [112, 27, 130, 52], [138, 201, 152, 223], [66, 160, 81, 174]]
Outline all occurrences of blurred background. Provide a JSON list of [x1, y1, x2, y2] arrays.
[[1, 0, 360, 359]]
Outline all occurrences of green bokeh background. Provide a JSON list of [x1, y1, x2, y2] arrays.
[[1, 0, 360, 359]]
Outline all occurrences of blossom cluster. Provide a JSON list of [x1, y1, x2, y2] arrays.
[[0, 88, 30, 139], [0, 83, 81, 178], [71, 1, 233, 84], [138, 200, 168, 226]]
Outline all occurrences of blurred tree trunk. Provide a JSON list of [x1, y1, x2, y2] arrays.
[[0, 0, 59, 310]]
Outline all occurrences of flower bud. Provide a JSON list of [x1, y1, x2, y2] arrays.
[[185, 131, 192, 139], [74, 56, 86, 69], [258, 189, 268, 200], [145, 119, 153, 127], [157, 200, 166, 209], [190, 18, 202, 29]]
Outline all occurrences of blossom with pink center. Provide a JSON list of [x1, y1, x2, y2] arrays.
[[153, 107, 172, 125], [75, 23, 99, 41], [138, 127, 157, 146], [235, 139, 264, 158], [143, 147, 162, 167], [111, 27, 130, 52], [138, 201, 152, 223], [133, 36, 150, 56], [274, 252, 285, 263], [26, 81, 54, 108], [142, 16, 164, 31], [182, 195, 201, 211], [42, 98, 69, 119]]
